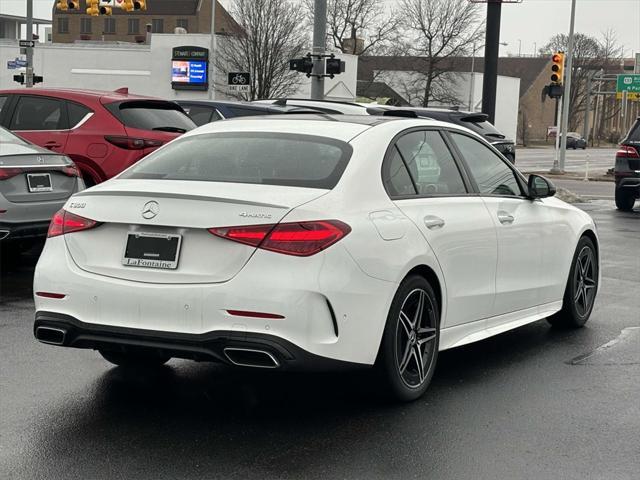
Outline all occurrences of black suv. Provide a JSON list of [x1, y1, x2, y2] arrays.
[[376, 107, 516, 163], [614, 117, 640, 211]]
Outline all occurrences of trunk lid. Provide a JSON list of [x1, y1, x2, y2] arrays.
[[0, 146, 77, 203], [64, 179, 327, 284]]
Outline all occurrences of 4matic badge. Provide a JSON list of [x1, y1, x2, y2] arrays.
[[239, 212, 272, 219]]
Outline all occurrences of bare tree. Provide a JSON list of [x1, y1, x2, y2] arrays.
[[399, 0, 484, 107], [304, 0, 401, 55], [214, 0, 307, 100]]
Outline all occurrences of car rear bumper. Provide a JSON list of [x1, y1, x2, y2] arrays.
[[34, 236, 396, 366], [0, 220, 50, 241], [34, 311, 363, 371], [616, 177, 640, 190]]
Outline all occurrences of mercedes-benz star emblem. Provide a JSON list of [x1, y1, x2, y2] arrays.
[[141, 201, 159, 220]]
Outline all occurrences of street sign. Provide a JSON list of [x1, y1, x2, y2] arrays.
[[19, 40, 35, 48], [7, 61, 17, 69], [15, 59, 27, 67], [616, 74, 640, 101], [227, 72, 250, 93]]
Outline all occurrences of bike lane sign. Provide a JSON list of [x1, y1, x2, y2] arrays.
[[227, 72, 250, 93]]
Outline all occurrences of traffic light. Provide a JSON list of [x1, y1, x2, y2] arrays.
[[55, 1, 68, 10], [122, 0, 134, 11], [289, 57, 313, 75], [133, 0, 147, 10], [67, 0, 80, 9], [551, 52, 565, 85], [100, 5, 113, 15], [86, 0, 100, 16], [325, 58, 345, 77]]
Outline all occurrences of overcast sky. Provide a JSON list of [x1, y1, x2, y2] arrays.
[[2, 0, 639, 57]]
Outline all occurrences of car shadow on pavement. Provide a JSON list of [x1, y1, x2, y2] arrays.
[[0, 241, 42, 302], [14, 319, 598, 479]]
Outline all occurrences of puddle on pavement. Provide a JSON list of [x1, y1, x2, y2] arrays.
[[569, 327, 640, 366]]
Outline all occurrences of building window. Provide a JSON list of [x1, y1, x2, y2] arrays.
[[151, 19, 164, 33], [57, 17, 69, 34], [128, 18, 140, 35], [80, 18, 92, 34], [176, 19, 189, 31], [104, 18, 116, 34]]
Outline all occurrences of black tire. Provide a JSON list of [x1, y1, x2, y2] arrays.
[[547, 236, 598, 328], [99, 349, 171, 367], [615, 187, 635, 211], [82, 172, 96, 189], [375, 275, 439, 402]]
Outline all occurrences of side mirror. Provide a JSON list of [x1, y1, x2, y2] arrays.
[[528, 174, 556, 199]]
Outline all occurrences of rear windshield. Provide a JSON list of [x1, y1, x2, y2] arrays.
[[120, 132, 352, 189], [624, 119, 640, 143], [106, 101, 195, 133]]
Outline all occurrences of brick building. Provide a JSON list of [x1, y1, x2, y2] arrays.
[[51, 0, 241, 43]]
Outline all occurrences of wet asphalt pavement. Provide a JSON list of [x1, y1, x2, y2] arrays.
[[1, 202, 639, 480]]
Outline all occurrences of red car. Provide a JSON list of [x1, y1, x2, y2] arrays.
[[0, 88, 195, 186]]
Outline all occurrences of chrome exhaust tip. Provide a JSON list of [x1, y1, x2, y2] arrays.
[[223, 347, 280, 369], [35, 326, 67, 346]]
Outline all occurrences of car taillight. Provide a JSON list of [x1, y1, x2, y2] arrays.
[[0, 167, 23, 180], [104, 135, 163, 150], [208, 220, 351, 257], [47, 209, 98, 238], [61, 164, 81, 177], [616, 145, 640, 158]]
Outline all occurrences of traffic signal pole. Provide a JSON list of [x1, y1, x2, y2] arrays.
[[481, 0, 502, 124], [26, 0, 34, 88], [557, 0, 577, 173], [310, 0, 327, 100]]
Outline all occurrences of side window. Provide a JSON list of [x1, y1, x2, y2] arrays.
[[383, 147, 417, 197], [396, 130, 467, 195], [181, 105, 215, 126], [9, 96, 65, 131], [450, 132, 523, 196], [0, 96, 7, 116], [67, 102, 93, 128]]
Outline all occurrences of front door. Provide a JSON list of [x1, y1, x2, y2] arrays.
[[448, 131, 547, 316]]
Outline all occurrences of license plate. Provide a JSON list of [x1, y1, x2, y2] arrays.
[[27, 173, 53, 192], [122, 232, 182, 270]]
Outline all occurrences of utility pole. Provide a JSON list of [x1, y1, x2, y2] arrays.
[[558, 0, 577, 173], [208, 0, 217, 99], [481, 0, 502, 124], [583, 71, 594, 141], [310, 0, 327, 100], [26, 0, 34, 88]]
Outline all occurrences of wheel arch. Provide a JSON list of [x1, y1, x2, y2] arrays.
[[403, 264, 443, 320]]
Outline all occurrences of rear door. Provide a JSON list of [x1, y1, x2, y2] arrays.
[[383, 128, 498, 328], [8, 95, 69, 153]]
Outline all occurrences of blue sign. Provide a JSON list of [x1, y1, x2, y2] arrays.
[[7, 61, 17, 69], [172, 60, 208, 85], [15, 59, 27, 67]]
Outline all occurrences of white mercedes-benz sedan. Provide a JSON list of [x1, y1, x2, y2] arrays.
[[33, 115, 599, 401]]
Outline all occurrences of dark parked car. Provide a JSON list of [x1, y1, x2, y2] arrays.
[[176, 100, 318, 126], [614, 116, 640, 211], [563, 132, 587, 149], [0, 88, 195, 186], [0, 126, 83, 246], [376, 106, 517, 163]]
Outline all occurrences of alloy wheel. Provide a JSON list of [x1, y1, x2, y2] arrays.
[[395, 288, 437, 388], [573, 245, 597, 318]]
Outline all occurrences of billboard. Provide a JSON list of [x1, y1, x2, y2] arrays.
[[171, 60, 207, 85]]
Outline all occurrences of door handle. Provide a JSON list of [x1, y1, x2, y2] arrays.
[[44, 141, 61, 149], [423, 215, 445, 230], [497, 211, 515, 224]]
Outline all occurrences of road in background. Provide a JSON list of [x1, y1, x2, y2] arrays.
[[1, 202, 638, 480], [517, 147, 617, 176], [553, 178, 615, 200]]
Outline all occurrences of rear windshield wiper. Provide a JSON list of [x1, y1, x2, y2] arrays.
[[152, 126, 187, 133]]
